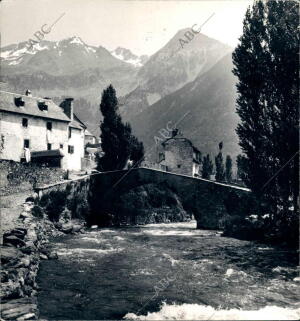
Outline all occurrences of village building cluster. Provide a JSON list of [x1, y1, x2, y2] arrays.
[[0, 90, 97, 171], [0, 91, 201, 177], [155, 129, 201, 177]]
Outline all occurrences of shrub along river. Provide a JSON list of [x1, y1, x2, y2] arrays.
[[37, 221, 300, 320]]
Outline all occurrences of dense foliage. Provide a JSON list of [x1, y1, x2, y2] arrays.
[[97, 85, 144, 171], [232, 0, 299, 214], [202, 154, 213, 179], [215, 142, 225, 182], [232, 0, 299, 246], [225, 155, 233, 183]]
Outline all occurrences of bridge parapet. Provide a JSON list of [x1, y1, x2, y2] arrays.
[[89, 167, 253, 229]]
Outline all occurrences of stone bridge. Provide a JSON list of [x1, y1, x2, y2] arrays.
[[89, 167, 253, 229]]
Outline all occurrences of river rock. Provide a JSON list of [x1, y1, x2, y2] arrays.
[[0, 281, 24, 299], [20, 241, 36, 255], [20, 212, 32, 220], [1, 298, 38, 320], [25, 229, 37, 244], [3, 235, 26, 248], [18, 257, 31, 268], [60, 223, 73, 234], [47, 251, 58, 260], [1, 270, 9, 282], [22, 202, 34, 213], [1, 246, 23, 265], [39, 254, 48, 260], [72, 224, 83, 233], [40, 247, 58, 260], [4, 229, 27, 240]]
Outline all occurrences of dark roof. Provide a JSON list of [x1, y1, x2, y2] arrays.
[[69, 119, 84, 130], [85, 129, 95, 137], [31, 149, 64, 158], [0, 91, 70, 122], [70, 114, 87, 130], [162, 136, 201, 153]]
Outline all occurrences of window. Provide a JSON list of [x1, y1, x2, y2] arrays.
[[38, 101, 48, 111], [47, 143, 52, 150], [24, 139, 30, 148], [46, 122, 52, 131], [22, 118, 28, 127], [159, 152, 165, 162], [14, 97, 25, 107], [68, 127, 72, 138], [60, 144, 63, 149], [68, 145, 74, 154]]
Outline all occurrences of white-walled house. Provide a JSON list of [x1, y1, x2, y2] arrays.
[[157, 129, 201, 177], [0, 90, 87, 171]]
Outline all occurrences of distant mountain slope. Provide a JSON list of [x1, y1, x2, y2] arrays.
[[0, 37, 140, 134], [120, 31, 232, 121], [0, 33, 237, 149], [130, 53, 240, 161], [1, 37, 137, 75], [111, 47, 148, 67]]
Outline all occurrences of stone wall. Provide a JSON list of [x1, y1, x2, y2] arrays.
[[0, 160, 65, 196], [31, 167, 253, 230], [34, 175, 91, 223], [89, 168, 253, 229], [158, 138, 195, 176]]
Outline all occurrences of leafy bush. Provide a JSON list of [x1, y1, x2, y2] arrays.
[[45, 190, 67, 221], [31, 205, 44, 218]]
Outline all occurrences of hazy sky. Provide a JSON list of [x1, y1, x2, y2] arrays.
[[1, 0, 252, 55]]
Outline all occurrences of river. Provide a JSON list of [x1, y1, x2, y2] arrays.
[[37, 221, 300, 320]]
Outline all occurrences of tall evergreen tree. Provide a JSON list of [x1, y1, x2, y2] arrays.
[[225, 155, 233, 183], [202, 154, 213, 179], [236, 154, 249, 184], [232, 0, 299, 214], [215, 142, 225, 182], [130, 136, 145, 167], [97, 85, 144, 171]]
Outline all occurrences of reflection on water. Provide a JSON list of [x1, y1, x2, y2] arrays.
[[37, 221, 300, 320]]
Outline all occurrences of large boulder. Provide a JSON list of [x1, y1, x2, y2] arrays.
[[1, 297, 38, 320], [1, 246, 23, 265], [3, 235, 26, 248]]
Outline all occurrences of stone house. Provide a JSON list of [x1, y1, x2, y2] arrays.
[[84, 130, 97, 145], [157, 129, 201, 177], [0, 90, 87, 171]]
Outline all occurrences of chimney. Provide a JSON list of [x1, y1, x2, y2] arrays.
[[60, 98, 74, 121], [25, 90, 32, 97], [172, 128, 179, 137]]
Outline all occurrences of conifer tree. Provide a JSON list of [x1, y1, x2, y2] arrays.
[[202, 154, 213, 179], [236, 154, 249, 184], [232, 0, 299, 213], [225, 155, 233, 183], [215, 142, 225, 182], [97, 85, 144, 171]]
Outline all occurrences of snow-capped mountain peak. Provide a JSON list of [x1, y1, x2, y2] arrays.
[[111, 47, 148, 67], [69, 36, 85, 45], [0, 41, 50, 65]]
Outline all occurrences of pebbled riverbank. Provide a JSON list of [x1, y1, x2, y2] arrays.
[[0, 199, 85, 321]]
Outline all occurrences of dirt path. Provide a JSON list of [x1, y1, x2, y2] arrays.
[[0, 190, 33, 243]]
